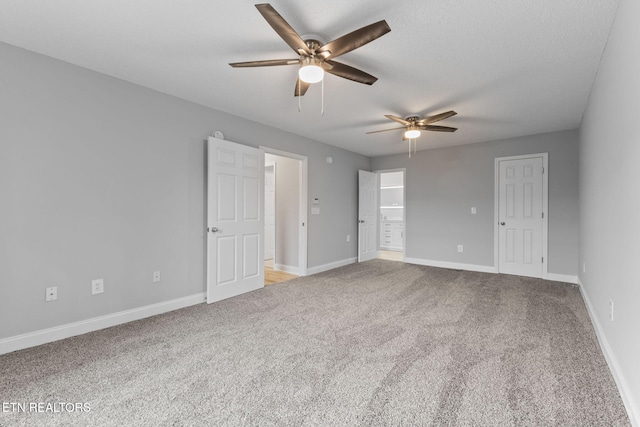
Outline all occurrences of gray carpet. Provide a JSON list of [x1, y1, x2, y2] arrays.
[[0, 260, 630, 426]]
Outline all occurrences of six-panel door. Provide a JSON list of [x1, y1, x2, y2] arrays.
[[207, 137, 264, 303]]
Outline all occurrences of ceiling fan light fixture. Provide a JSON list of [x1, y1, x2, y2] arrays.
[[299, 63, 324, 83], [404, 129, 421, 139]]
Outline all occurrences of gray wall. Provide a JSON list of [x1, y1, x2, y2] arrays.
[[265, 153, 300, 269], [579, 0, 640, 418], [0, 42, 369, 339], [372, 130, 579, 275]]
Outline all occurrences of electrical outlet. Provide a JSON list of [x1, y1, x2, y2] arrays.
[[471, 207, 477, 215], [153, 271, 161, 283], [457, 245, 463, 253], [346, 234, 350, 243], [45, 286, 57, 302], [92, 278, 104, 295], [609, 300, 614, 321]]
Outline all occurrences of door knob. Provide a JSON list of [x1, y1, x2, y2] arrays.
[[358, 220, 365, 224], [500, 222, 505, 226], [209, 227, 219, 232]]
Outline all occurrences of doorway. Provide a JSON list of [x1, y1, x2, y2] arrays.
[[377, 170, 405, 262], [494, 153, 548, 279], [262, 147, 308, 284]]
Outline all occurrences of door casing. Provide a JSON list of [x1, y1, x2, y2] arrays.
[[260, 146, 308, 276]]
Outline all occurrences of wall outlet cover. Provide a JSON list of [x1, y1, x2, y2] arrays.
[[45, 286, 57, 302], [92, 278, 104, 295]]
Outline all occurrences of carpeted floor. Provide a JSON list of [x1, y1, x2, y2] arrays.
[[0, 260, 630, 426]]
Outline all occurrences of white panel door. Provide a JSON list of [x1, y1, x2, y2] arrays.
[[207, 137, 264, 303], [358, 170, 378, 262], [498, 156, 543, 278]]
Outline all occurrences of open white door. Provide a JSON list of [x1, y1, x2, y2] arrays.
[[207, 137, 264, 303], [358, 170, 378, 262]]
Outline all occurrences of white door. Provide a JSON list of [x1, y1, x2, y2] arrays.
[[358, 170, 378, 262], [498, 156, 544, 278], [207, 137, 264, 303], [264, 164, 275, 260]]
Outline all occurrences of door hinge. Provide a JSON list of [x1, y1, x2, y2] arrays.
[[542, 257, 544, 263], [542, 167, 545, 173], [542, 212, 544, 219]]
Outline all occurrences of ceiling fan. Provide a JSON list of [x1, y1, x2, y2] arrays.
[[229, 3, 391, 97], [367, 111, 458, 156]]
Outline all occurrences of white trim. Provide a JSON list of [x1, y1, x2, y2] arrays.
[[546, 273, 579, 284], [307, 257, 357, 276], [0, 293, 206, 355], [273, 263, 300, 275], [578, 280, 639, 426], [494, 153, 549, 279], [404, 257, 495, 274], [260, 146, 308, 276]]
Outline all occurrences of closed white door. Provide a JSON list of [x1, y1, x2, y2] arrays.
[[264, 164, 275, 260], [358, 170, 378, 262], [207, 137, 264, 303], [498, 156, 544, 278]]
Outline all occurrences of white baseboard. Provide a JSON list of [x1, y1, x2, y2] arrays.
[[404, 257, 496, 274], [578, 280, 638, 426], [0, 293, 206, 356], [273, 263, 300, 275], [307, 257, 357, 275], [546, 273, 579, 284]]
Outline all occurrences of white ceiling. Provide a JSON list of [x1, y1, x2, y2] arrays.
[[0, 0, 619, 157]]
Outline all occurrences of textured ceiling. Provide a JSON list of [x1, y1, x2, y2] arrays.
[[0, 0, 620, 156]]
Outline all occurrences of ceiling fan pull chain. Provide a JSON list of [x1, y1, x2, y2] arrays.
[[321, 78, 324, 117]]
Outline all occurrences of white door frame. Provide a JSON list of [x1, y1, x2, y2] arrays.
[[264, 162, 276, 262], [260, 146, 308, 276], [493, 153, 548, 278], [374, 168, 406, 257]]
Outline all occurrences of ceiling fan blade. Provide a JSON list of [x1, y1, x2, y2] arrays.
[[418, 110, 458, 125], [229, 59, 299, 67], [422, 125, 458, 132], [366, 126, 407, 134], [324, 60, 377, 85], [385, 115, 411, 126], [255, 4, 311, 56], [317, 20, 391, 60], [294, 78, 310, 97]]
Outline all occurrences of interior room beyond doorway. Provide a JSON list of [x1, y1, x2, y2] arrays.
[[264, 152, 304, 284], [377, 170, 405, 262]]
